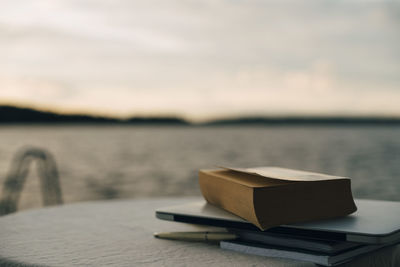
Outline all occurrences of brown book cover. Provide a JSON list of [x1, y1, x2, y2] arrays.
[[199, 167, 357, 231]]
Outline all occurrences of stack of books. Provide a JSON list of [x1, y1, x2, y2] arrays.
[[155, 166, 400, 266]]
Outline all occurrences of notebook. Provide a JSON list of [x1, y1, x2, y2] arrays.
[[220, 240, 387, 266], [229, 229, 362, 254], [156, 199, 400, 244]]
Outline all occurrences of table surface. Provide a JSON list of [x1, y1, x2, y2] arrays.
[[0, 197, 399, 267]]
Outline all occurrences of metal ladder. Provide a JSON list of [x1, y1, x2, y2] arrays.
[[0, 147, 63, 215]]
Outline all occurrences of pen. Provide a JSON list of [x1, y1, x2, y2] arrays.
[[153, 231, 238, 242]]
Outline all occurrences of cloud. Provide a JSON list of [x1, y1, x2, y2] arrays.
[[0, 0, 399, 118]]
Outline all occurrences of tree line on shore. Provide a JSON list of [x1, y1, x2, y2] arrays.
[[1, 105, 400, 126]]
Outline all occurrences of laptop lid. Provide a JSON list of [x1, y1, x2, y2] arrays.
[[156, 199, 400, 244]]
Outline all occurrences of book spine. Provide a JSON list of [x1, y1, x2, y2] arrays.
[[253, 179, 357, 229]]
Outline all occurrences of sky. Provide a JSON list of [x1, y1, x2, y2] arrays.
[[0, 0, 399, 120]]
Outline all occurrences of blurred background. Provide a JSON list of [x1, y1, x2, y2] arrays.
[[0, 0, 399, 212]]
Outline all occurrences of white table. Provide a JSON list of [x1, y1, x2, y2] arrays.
[[0, 198, 399, 266]]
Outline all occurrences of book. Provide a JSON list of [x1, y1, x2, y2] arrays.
[[231, 229, 361, 254], [220, 240, 386, 266], [199, 166, 357, 230]]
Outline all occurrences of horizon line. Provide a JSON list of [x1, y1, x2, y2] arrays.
[[2, 104, 400, 125]]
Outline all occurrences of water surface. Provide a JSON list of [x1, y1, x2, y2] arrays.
[[0, 125, 399, 211]]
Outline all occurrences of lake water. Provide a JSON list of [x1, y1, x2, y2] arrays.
[[0, 125, 399, 211]]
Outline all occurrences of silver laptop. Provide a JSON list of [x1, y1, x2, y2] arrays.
[[156, 199, 400, 244]]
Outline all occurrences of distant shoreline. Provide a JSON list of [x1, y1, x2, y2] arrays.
[[1, 105, 400, 126]]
